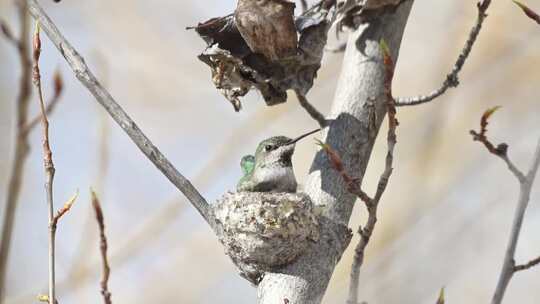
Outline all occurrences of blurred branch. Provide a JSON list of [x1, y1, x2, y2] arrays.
[[27, 0, 215, 229], [395, 0, 492, 107], [0, 1, 33, 301], [294, 90, 328, 128], [469, 109, 540, 304], [91, 191, 112, 304], [512, 1, 540, 24]]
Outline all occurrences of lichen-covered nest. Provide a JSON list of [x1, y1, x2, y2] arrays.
[[213, 192, 319, 283]]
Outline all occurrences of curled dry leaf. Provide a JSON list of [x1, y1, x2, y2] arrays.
[[191, 3, 334, 111], [513, 0, 540, 24]]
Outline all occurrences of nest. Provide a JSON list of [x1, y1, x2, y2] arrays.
[[213, 192, 320, 283]]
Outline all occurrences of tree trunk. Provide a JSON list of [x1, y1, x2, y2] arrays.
[[257, 2, 414, 303]]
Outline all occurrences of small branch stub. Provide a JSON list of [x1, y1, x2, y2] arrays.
[[213, 192, 319, 284]]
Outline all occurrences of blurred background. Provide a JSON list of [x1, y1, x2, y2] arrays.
[[1, 0, 539, 303]]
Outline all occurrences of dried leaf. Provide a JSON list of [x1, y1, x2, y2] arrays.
[[192, 4, 333, 111], [513, 0, 540, 24]]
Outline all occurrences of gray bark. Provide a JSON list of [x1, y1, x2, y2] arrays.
[[257, 2, 414, 303]]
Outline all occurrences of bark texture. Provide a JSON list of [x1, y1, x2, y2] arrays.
[[257, 2, 414, 303]]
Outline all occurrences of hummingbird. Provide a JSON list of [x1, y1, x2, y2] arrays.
[[234, 0, 298, 61], [237, 129, 320, 193]]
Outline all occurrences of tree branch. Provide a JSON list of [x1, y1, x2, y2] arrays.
[[314, 42, 400, 304], [347, 40, 398, 304], [32, 23, 58, 304], [0, 1, 33, 300], [91, 191, 113, 304], [514, 255, 540, 272], [257, 2, 414, 303], [294, 90, 328, 128], [470, 111, 540, 304], [395, 0, 492, 107], [27, 0, 214, 229]]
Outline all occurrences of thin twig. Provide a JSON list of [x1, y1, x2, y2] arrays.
[[33, 22, 58, 304], [469, 107, 527, 182], [91, 191, 112, 304], [395, 0, 492, 106], [27, 0, 215, 229], [294, 90, 328, 128], [23, 69, 63, 135], [512, 0, 540, 25], [470, 111, 540, 304], [514, 255, 540, 272], [347, 40, 398, 304], [0, 1, 33, 301], [317, 41, 399, 304]]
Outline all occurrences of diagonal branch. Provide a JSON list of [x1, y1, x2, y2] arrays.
[[295, 90, 328, 128], [490, 139, 540, 304], [27, 0, 214, 229], [395, 0, 492, 106], [514, 255, 540, 272]]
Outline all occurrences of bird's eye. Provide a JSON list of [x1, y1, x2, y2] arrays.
[[265, 145, 275, 152]]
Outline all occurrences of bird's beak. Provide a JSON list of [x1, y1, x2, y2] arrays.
[[286, 128, 321, 146]]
